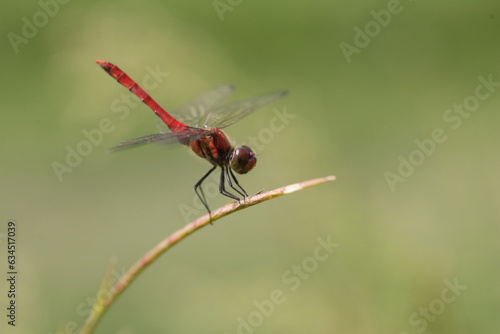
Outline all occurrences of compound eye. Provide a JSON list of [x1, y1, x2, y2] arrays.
[[230, 146, 256, 174]]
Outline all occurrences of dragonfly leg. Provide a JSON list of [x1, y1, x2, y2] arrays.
[[194, 165, 217, 217], [228, 168, 249, 197], [223, 169, 247, 200], [219, 167, 242, 201]]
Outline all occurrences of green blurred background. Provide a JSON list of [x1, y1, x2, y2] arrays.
[[1, 0, 499, 333]]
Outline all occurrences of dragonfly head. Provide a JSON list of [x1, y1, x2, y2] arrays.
[[230, 146, 256, 174]]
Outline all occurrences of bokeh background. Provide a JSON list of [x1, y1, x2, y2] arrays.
[[1, 1, 500, 333]]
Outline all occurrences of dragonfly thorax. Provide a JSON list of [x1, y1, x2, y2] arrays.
[[229, 146, 256, 174]]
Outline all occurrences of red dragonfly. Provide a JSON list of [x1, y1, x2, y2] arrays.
[[96, 60, 287, 215]]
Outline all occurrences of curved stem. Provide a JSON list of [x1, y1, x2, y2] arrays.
[[79, 175, 335, 334]]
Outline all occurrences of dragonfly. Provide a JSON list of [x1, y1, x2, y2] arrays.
[[96, 60, 287, 216]]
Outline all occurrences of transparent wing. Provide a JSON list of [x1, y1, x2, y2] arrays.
[[111, 129, 206, 151], [202, 91, 288, 129], [157, 85, 235, 132]]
